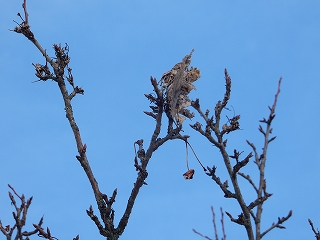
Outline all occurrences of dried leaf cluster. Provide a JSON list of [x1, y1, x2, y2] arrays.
[[160, 49, 200, 125]]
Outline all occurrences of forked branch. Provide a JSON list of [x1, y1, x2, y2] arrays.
[[11, 2, 202, 239], [192, 74, 290, 240], [0, 185, 69, 240]]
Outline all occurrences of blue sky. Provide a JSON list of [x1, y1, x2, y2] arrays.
[[0, 1, 320, 239]]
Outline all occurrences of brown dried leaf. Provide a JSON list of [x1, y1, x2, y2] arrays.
[[183, 169, 195, 180]]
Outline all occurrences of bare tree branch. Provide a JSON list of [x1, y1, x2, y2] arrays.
[[11, 3, 201, 238], [260, 210, 292, 238], [0, 185, 50, 240], [193, 228, 213, 240], [191, 72, 290, 240], [308, 219, 320, 240]]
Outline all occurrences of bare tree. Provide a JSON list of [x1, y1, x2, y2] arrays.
[[1, 1, 300, 240]]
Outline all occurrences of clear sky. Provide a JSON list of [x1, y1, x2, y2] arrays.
[[1, 1, 320, 239]]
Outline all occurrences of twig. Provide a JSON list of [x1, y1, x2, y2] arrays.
[[22, 0, 29, 24], [308, 219, 320, 240], [238, 172, 258, 193], [212, 207, 219, 240], [260, 210, 292, 238], [193, 228, 213, 240], [254, 77, 288, 240], [0, 185, 47, 240], [220, 207, 226, 240]]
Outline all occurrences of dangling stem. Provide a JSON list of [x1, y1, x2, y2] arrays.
[[186, 140, 206, 171], [185, 141, 190, 170]]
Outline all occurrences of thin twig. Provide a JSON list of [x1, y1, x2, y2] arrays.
[[260, 210, 292, 238], [212, 207, 219, 240], [238, 172, 259, 193], [220, 207, 227, 240], [22, 0, 29, 24], [308, 219, 320, 240], [193, 228, 213, 240]]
